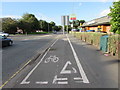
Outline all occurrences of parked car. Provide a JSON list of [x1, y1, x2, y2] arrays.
[[86, 30, 95, 32], [71, 29, 79, 32], [0, 32, 9, 37], [53, 30, 57, 34], [0, 35, 13, 47]]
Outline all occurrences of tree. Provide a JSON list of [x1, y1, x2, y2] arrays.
[[70, 20, 85, 28], [58, 25, 62, 31], [2, 18, 18, 34], [108, 1, 120, 34], [79, 20, 85, 24], [19, 13, 39, 33], [50, 21, 55, 26], [0, 18, 2, 31]]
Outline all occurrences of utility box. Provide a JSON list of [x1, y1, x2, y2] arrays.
[[100, 35, 109, 53]]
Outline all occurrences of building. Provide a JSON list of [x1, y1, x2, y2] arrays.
[[81, 16, 112, 34]]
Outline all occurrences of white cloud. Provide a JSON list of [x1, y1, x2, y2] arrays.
[[101, 0, 110, 2], [1, 0, 115, 2], [79, 2, 82, 6], [0, 14, 60, 25], [114, 0, 120, 1], [35, 13, 60, 25], [99, 9, 110, 17], [35, 13, 54, 22], [0, 15, 21, 19]]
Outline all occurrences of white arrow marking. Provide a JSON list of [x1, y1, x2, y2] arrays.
[[72, 67, 77, 73]]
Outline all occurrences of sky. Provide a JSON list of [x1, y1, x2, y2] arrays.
[[1, 1, 113, 25]]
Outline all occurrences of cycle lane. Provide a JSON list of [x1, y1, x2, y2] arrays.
[[13, 35, 90, 88]]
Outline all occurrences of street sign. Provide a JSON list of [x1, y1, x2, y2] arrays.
[[61, 16, 66, 26], [61, 15, 69, 26], [70, 14, 76, 20]]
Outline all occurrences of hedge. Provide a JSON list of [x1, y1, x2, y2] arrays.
[[69, 31, 120, 58], [70, 32, 107, 47], [108, 35, 120, 58]]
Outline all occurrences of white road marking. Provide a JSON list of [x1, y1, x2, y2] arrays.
[[66, 34, 89, 83], [44, 55, 59, 63], [20, 39, 59, 84], [52, 75, 68, 84], [60, 61, 77, 74], [36, 81, 48, 84], [72, 67, 77, 73], [57, 81, 68, 84], [74, 77, 82, 80], [60, 61, 71, 74]]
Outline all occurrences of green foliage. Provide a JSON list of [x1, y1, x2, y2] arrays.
[[2, 18, 18, 34], [52, 25, 62, 31], [1, 13, 60, 34], [79, 20, 85, 24], [70, 20, 85, 28], [70, 32, 119, 57], [19, 13, 39, 33], [50, 21, 55, 26], [108, 35, 119, 56], [108, 1, 120, 34]]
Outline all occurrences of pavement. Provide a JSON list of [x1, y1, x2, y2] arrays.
[[2, 34, 118, 89]]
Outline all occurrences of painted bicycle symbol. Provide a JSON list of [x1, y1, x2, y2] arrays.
[[44, 55, 59, 63]]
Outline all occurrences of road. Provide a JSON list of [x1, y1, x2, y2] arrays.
[[2, 34, 56, 83], [3, 34, 118, 89]]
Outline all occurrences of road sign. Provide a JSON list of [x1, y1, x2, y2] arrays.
[[61, 15, 69, 26], [70, 14, 76, 20]]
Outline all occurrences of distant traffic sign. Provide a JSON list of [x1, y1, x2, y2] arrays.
[[70, 14, 76, 20]]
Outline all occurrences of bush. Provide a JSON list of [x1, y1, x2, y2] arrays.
[[71, 32, 107, 47], [70, 32, 120, 58], [108, 35, 120, 57]]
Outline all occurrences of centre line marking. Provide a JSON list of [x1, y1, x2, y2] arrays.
[[66, 34, 89, 83], [20, 39, 59, 84]]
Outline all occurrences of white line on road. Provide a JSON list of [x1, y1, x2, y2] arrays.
[[57, 81, 68, 84], [66, 34, 89, 83], [36, 81, 48, 84], [52, 75, 68, 84], [20, 39, 59, 84], [74, 77, 82, 80]]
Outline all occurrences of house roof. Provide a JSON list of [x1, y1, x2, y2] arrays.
[[82, 16, 111, 27]]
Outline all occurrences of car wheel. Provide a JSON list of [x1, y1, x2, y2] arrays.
[[8, 41, 12, 46]]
